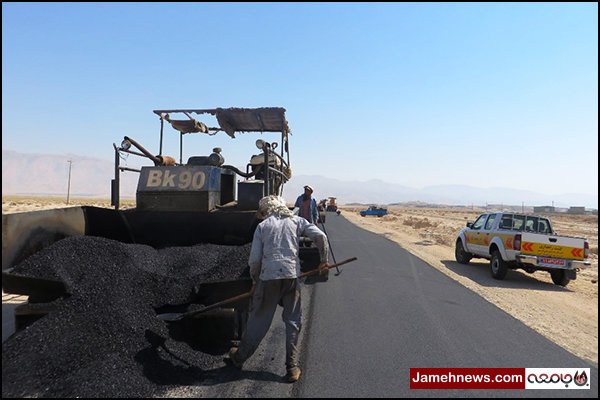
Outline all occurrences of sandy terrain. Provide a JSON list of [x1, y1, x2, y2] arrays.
[[2, 195, 136, 213], [2, 196, 597, 366], [341, 205, 598, 367]]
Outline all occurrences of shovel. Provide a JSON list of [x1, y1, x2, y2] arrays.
[[157, 256, 358, 322]]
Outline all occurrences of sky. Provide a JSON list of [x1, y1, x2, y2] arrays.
[[2, 3, 598, 197]]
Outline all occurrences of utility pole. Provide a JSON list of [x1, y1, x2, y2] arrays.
[[66, 159, 72, 205]]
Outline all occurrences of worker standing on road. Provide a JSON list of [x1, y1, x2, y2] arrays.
[[294, 185, 319, 225], [228, 195, 329, 383]]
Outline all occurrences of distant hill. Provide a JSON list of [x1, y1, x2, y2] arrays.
[[2, 150, 597, 209], [2, 150, 139, 198], [276, 177, 598, 209]]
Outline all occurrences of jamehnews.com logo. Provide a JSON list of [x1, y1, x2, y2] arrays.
[[526, 368, 590, 389]]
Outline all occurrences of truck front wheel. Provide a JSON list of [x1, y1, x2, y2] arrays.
[[550, 270, 571, 287], [490, 250, 508, 280], [455, 239, 472, 264]]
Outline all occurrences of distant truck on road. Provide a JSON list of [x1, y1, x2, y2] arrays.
[[359, 206, 388, 217], [455, 212, 591, 286], [326, 197, 338, 212]]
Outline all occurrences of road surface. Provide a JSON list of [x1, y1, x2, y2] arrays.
[[295, 212, 597, 397]]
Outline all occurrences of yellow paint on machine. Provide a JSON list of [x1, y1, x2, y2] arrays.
[[521, 242, 584, 260]]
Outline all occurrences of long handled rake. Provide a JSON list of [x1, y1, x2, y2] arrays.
[[157, 257, 358, 322], [319, 218, 341, 275]]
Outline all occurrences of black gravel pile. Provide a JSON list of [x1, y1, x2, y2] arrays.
[[2, 236, 252, 398]]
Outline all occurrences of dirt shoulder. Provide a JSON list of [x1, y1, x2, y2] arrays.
[[340, 206, 598, 367]]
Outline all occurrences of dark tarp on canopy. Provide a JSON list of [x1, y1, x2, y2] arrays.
[[154, 107, 290, 138]]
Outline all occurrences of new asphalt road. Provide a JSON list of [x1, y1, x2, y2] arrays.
[[295, 212, 597, 398]]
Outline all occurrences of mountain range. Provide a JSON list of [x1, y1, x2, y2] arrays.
[[2, 150, 597, 209]]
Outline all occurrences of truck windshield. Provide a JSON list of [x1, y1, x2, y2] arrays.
[[472, 214, 488, 230]]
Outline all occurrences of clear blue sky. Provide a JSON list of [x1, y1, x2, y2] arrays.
[[2, 3, 598, 196]]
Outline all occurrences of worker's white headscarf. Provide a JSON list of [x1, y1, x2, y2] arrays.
[[257, 195, 293, 219]]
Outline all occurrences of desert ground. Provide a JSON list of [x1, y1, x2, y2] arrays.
[[2, 196, 598, 366], [2, 195, 137, 213]]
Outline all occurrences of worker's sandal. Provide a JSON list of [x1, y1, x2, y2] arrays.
[[286, 367, 301, 383], [228, 347, 244, 369]]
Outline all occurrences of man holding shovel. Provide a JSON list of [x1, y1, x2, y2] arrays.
[[228, 195, 329, 383]]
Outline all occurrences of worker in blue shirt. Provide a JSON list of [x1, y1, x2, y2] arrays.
[[294, 185, 319, 224]]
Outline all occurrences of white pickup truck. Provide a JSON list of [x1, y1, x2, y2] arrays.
[[455, 212, 591, 286]]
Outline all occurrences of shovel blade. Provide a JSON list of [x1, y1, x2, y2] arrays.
[[157, 312, 184, 322]]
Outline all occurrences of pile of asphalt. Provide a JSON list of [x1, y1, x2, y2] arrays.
[[2, 236, 252, 398]]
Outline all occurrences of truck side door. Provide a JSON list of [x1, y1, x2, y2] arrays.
[[482, 213, 498, 250], [464, 214, 489, 255]]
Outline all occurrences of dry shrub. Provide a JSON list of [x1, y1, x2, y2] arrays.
[[403, 216, 437, 229], [416, 230, 449, 246], [581, 215, 598, 224], [434, 234, 449, 246]]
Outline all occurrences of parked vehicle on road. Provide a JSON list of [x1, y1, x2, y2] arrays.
[[455, 212, 591, 286], [359, 205, 388, 217]]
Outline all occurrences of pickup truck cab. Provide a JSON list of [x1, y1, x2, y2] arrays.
[[455, 212, 591, 286], [360, 206, 388, 217]]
